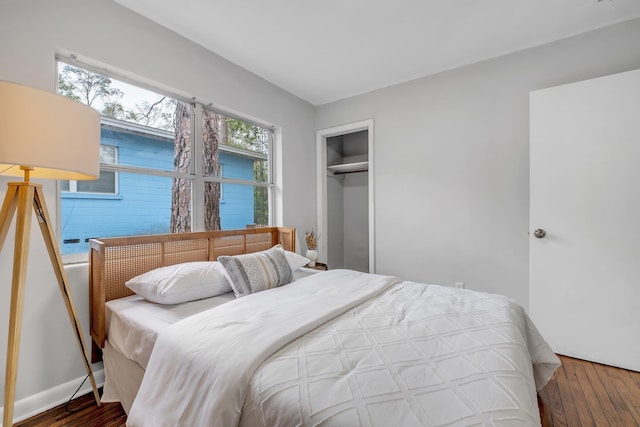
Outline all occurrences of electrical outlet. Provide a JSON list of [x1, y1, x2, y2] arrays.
[[454, 281, 464, 289]]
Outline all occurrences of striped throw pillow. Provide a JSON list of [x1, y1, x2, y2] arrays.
[[218, 245, 294, 298]]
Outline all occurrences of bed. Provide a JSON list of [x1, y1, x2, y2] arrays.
[[89, 227, 560, 426]]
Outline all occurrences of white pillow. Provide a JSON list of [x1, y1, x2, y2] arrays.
[[285, 250, 310, 270], [125, 261, 232, 304]]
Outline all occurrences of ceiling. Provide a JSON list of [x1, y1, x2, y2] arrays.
[[113, 0, 640, 106]]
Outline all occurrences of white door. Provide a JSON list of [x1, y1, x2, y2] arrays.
[[530, 68, 640, 372]]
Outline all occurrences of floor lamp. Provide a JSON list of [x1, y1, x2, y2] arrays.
[[0, 81, 101, 426]]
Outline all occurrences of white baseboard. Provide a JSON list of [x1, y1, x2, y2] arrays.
[[0, 369, 105, 424]]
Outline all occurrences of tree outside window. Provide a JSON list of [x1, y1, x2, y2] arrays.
[[57, 61, 272, 256]]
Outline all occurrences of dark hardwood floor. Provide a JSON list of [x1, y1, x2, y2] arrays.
[[538, 355, 640, 427], [13, 390, 126, 427], [13, 355, 640, 426]]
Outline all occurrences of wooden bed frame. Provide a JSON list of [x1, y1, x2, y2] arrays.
[[88, 226, 295, 362]]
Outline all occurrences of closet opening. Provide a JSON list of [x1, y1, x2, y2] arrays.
[[316, 119, 374, 273]]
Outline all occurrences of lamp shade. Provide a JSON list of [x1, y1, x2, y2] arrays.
[[0, 80, 100, 180]]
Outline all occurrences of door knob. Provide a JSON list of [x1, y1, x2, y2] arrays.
[[533, 229, 546, 239]]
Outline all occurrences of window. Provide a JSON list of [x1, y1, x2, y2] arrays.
[[61, 145, 118, 194], [57, 59, 274, 259]]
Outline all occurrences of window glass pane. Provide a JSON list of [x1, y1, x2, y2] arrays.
[[254, 159, 269, 184], [227, 117, 270, 156], [253, 185, 269, 227], [170, 177, 192, 233], [77, 170, 116, 193], [57, 60, 271, 259], [203, 181, 222, 231], [100, 145, 117, 164], [58, 61, 191, 172], [100, 125, 175, 170], [201, 109, 222, 178], [216, 183, 268, 230], [61, 172, 176, 255], [202, 110, 269, 182]]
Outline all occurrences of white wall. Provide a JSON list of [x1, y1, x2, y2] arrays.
[[316, 19, 640, 307], [3, 0, 640, 419], [0, 0, 315, 420]]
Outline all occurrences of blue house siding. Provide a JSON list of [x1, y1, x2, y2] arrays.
[[61, 126, 257, 254], [220, 153, 256, 230], [102, 128, 174, 170]]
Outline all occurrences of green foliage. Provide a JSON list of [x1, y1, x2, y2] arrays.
[[225, 118, 270, 225], [57, 74, 80, 103], [253, 161, 269, 225], [101, 101, 125, 119], [58, 64, 123, 108], [226, 118, 269, 154], [254, 186, 269, 226], [59, 62, 271, 226]]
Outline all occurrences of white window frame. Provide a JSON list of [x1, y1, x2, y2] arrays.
[[56, 56, 275, 254]]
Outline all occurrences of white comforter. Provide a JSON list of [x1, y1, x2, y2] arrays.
[[127, 270, 559, 427]]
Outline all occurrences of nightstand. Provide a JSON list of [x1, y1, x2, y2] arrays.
[[306, 262, 328, 271]]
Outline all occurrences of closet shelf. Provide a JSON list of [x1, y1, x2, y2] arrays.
[[327, 161, 368, 174]]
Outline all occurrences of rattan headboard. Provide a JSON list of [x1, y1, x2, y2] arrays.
[[88, 226, 295, 362]]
